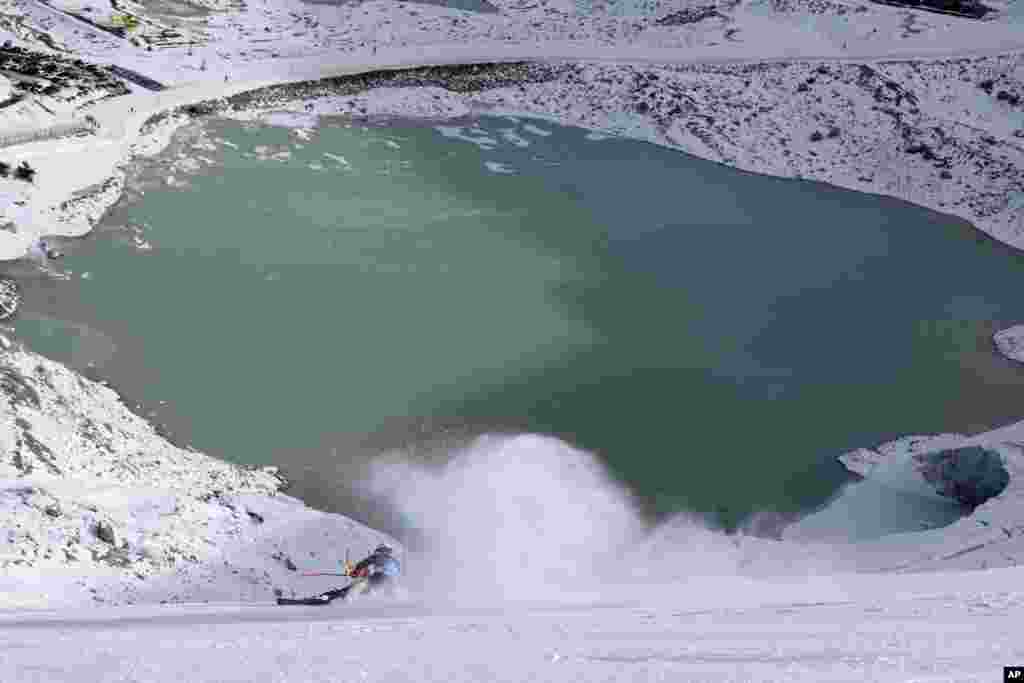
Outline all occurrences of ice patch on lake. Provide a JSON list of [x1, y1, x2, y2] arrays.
[[522, 123, 553, 137], [499, 128, 531, 148], [323, 152, 350, 167], [585, 131, 612, 141], [249, 145, 291, 162], [171, 157, 202, 174], [484, 161, 516, 174], [434, 125, 498, 150]]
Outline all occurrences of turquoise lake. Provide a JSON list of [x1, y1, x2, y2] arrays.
[[9, 113, 1024, 533]]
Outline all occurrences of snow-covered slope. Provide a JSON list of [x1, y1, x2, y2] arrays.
[[0, 566, 1021, 681]]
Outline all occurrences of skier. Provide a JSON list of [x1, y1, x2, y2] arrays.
[[345, 544, 402, 599], [277, 544, 401, 605]]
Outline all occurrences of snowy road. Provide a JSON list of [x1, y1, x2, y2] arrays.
[[83, 40, 1024, 149], [0, 576, 1020, 682]]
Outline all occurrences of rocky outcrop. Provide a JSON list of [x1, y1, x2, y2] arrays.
[[217, 61, 565, 117], [654, 7, 725, 26], [994, 325, 1024, 364], [803, 433, 1024, 573], [0, 278, 19, 320], [914, 446, 1010, 508]]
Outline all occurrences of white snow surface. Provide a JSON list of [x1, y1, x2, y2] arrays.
[[0, 568, 1022, 681]]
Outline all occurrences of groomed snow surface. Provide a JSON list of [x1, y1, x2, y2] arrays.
[[2, 568, 1022, 683]]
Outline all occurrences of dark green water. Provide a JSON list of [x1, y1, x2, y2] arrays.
[[10, 114, 1024, 530]]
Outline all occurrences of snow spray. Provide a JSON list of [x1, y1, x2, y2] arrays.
[[356, 433, 847, 608]]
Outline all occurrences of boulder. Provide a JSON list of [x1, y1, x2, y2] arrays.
[[95, 520, 118, 546], [994, 325, 1024, 363], [913, 446, 1010, 508]]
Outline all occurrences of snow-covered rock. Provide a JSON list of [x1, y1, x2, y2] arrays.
[[779, 428, 1024, 574], [994, 323, 1024, 363]]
